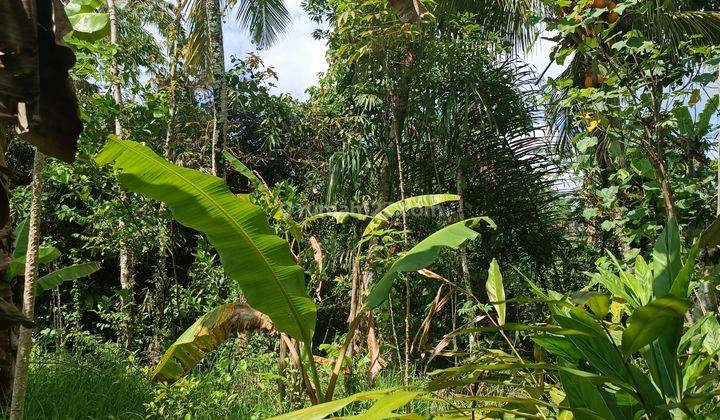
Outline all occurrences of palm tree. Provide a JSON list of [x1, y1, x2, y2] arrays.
[[184, 0, 291, 176]]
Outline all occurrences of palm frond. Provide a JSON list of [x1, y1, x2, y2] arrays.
[[434, 0, 549, 52], [184, 0, 290, 77], [231, 0, 291, 48]]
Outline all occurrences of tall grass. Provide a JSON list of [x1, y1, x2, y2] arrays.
[[22, 345, 151, 419], [14, 337, 425, 419]]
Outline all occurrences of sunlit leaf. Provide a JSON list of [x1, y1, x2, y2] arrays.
[[486, 259, 506, 325], [621, 296, 692, 356], [96, 137, 316, 344], [365, 217, 495, 309]]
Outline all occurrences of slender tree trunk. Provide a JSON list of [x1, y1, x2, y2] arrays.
[[107, 0, 134, 346], [392, 117, 410, 386], [206, 0, 228, 178], [389, 51, 412, 385], [456, 163, 475, 352], [9, 151, 44, 420]]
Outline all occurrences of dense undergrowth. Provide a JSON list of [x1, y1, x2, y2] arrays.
[[21, 338, 428, 419]]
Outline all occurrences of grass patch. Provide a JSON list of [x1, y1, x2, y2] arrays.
[[23, 346, 152, 419]]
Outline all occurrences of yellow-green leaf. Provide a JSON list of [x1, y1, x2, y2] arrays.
[[486, 259, 506, 325]]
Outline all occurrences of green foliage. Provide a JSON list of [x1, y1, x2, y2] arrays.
[[366, 217, 495, 309], [362, 194, 460, 236], [96, 136, 316, 344], [37, 262, 100, 293], [65, 0, 110, 41]]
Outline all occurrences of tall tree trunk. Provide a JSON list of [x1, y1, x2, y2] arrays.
[[206, 0, 228, 178], [107, 0, 134, 345], [392, 112, 410, 386], [389, 52, 412, 385], [9, 151, 43, 420]]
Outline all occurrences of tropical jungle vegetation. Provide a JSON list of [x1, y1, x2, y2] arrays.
[[2, 0, 720, 418]]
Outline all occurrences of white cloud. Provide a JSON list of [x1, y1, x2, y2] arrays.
[[222, 0, 328, 100]]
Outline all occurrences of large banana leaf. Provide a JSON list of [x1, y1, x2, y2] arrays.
[[362, 194, 460, 236], [37, 262, 100, 293], [96, 136, 316, 343], [647, 219, 684, 400], [365, 217, 495, 309], [4, 246, 61, 282], [152, 302, 272, 383]]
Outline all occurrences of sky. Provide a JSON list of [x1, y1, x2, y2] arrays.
[[222, 3, 563, 101], [222, 0, 328, 100]]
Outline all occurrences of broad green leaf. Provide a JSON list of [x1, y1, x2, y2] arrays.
[[12, 219, 29, 259], [302, 212, 371, 226], [558, 368, 615, 420], [5, 246, 61, 282], [531, 336, 582, 364], [589, 265, 640, 308], [38, 247, 61, 265], [65, 0, 104, 15], [358, 390, 419, 418], [554, 309, 625, 380], [152, 302, 271, 383], [362, 194, 460, 236], [96, 137, 316, 343], [702, 315, 720, 354], [271, 389, 400, 420], [672, 106, 694, 138], [696, 96, 718, 138], [670, 242, 698, 299], [555, 309, 665, 409], [621, 296, 692, 356], [365, 217, 495, 309], [683, 351, 719, 391], [67, 13, 110, 40], [571, 291, 611, 317], [37, 262, 100, 293], [652, 218, 681, 298], [486, 259, 506, 325], [632, 255, 652, 305]]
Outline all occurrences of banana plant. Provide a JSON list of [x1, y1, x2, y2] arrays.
[[4, 219, 99, 293], [324, 216, 496, 401], [96, 137, 322, 398]]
